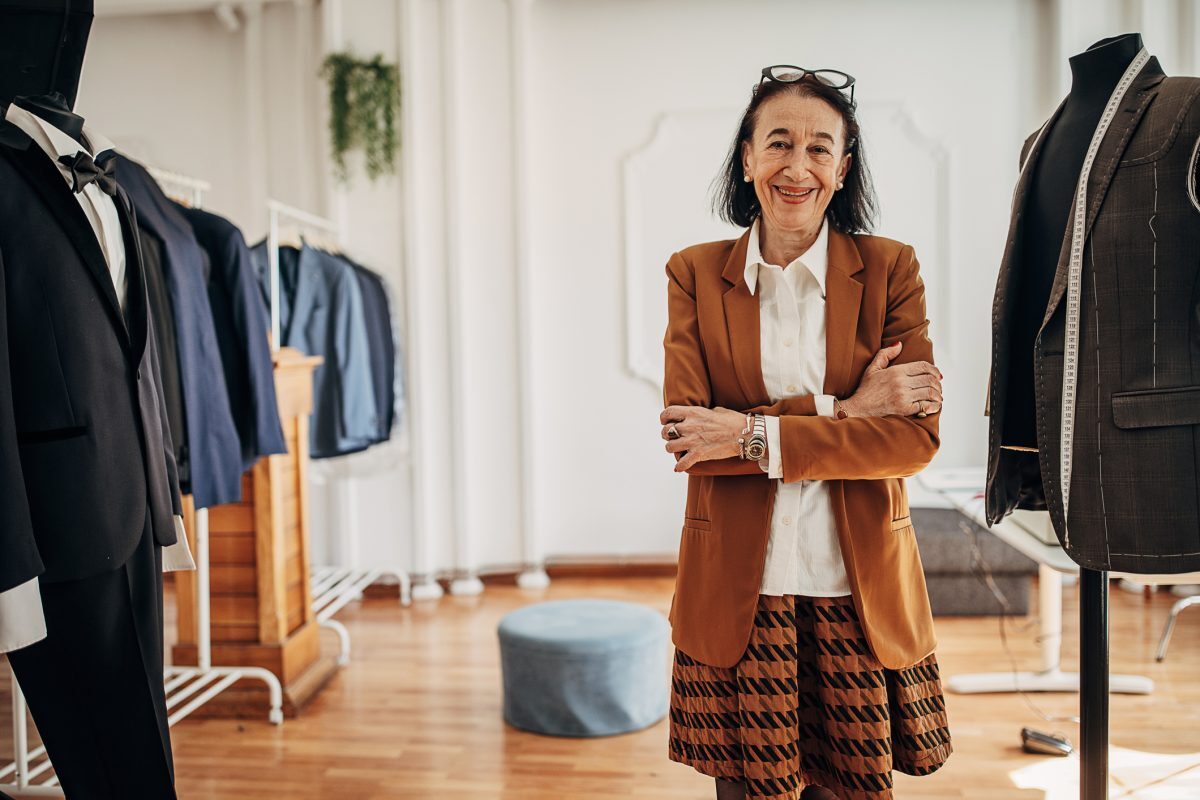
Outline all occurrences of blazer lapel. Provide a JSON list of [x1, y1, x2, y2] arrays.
[[996, 98, 1066, 316], [115, 186, 150, 363], [4, 141, 130, 346], [824, 229, 864, 397], [721, 230, 771, 407], [1040, 60, 1166, 334]]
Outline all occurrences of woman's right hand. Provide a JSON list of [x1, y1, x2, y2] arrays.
[[842, 342, 943, 418]]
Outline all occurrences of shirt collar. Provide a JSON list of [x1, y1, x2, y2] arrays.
[[743, 217, 829, 297], [3, 103, 118, 189]]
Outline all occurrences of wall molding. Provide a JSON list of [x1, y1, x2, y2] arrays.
[[621, 109, 739, 392], [868, 101, 953, 359]]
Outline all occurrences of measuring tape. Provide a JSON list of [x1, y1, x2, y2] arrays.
[[1059, 48, 1151, 548]]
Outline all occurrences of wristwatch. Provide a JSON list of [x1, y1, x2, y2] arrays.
[[743, 414, 767, 460]]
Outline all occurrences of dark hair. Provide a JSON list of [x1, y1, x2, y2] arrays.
[[713, 75, 877, 234]]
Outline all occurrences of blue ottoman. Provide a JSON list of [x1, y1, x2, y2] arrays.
[[497, 599, 670, 737]]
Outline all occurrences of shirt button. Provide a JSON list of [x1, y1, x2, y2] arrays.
[[783, 338, 794, 347], [782, 516, 793, 526], [787, 384, 798, 393]]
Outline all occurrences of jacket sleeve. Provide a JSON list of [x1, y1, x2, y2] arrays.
[[0, 247, 46, 593], [776, 245, 939, 482], [662, 250, 822, 477]]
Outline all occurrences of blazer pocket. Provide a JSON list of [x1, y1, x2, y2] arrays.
[[890, 515, 913, 532], [1112, 386, 1200, 429], [16, 425, 88, 445], [683, 516, 711, 532]]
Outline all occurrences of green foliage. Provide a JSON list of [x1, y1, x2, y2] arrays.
[[321, 52, 401, 184]]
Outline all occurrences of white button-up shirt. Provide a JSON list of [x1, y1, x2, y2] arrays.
[[0, 105, 194, 654], [746, 219, 851, 597], [4, 103, 128, 311]]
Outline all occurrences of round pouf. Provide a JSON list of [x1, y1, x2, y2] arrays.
[[497, 599, 670, 737]]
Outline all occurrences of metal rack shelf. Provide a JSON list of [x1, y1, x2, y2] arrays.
[[312, 565, 411, 666]]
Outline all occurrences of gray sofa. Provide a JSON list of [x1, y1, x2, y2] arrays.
[[912, 508, 1038, 616]]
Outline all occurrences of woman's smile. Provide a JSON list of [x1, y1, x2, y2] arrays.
[[773, 184, 818, 204]]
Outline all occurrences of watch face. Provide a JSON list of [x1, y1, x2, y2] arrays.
[[747, 442, 766, 460]]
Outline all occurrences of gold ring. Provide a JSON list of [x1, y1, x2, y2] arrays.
[[668, 424, 680, 439], [916, 400, 928, 419]]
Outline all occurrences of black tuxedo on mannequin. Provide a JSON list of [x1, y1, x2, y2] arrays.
[[0, 130, 183, 589], [0, 1, 181, 797]]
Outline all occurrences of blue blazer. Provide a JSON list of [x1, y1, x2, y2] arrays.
[[114, 157, 244, 508], [251, 242, 379, 458], [179, 205, 287, 470], [346, 258, 400, 443]]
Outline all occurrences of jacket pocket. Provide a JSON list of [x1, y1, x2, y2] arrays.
[[16, 425, 88, 445], [683, 516, 711, 532], [890, 515, 913, 532], [1111, 386, 1200, 429]]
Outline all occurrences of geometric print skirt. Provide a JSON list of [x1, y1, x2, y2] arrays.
[[669, 594, 952, 800]]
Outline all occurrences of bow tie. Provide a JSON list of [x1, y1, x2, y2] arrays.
[[58, 151, 117, 196]]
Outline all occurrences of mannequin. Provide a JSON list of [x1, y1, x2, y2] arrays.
[[12, 93, 85, 142], [1001, 34, 1144, 452], [988, 33, 1200, 800], [0, 1, 191, 796], [988, 34, 1200, 575]]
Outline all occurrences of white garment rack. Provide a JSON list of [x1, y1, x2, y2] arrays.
[[4, 169, 283, 799], [267, 198, 411, 668]]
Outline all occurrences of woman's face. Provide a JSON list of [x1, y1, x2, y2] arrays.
[[742, 93, 853, 236]]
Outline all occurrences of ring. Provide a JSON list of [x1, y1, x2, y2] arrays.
[[668, 424, 680, 440], [916, 400, 928, 419]]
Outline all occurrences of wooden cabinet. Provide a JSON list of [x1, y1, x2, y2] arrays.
[[173, 348, 337, 717]]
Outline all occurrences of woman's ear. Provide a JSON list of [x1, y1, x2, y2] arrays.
[[838, 152, 853, 185], [741, 140, 753, 180]]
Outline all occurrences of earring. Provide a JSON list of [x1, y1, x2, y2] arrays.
[[744, 175, 753, 183], [837, 182, 844, 189]]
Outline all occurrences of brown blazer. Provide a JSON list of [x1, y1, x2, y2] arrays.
[[663, 226, 940, 670]]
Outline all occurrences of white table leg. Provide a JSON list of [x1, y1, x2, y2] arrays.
[[947, 564, 1154, 695]]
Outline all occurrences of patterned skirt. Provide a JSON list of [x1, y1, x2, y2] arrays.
[[668, 594, 952, 800]]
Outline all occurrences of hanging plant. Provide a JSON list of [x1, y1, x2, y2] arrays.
[[321, 52, 401, 184]]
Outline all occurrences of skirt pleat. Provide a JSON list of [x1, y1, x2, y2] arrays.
[[668, 594, 952, 800]]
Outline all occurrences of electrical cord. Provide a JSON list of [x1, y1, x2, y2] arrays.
[[958, 515, 1081, 728]]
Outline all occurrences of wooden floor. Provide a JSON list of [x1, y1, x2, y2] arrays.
[[7, 575, 1200, 798]]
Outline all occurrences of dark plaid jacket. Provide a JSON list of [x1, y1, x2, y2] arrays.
[[987, 58, 1200, 573]]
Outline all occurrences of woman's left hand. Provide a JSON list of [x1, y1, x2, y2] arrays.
[[660, 406, 748, 472]]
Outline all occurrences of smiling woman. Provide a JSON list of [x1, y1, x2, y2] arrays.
[[659, 68, 952, 800]]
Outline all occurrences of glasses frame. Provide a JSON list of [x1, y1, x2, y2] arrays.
[[759, 65, 856, 105]]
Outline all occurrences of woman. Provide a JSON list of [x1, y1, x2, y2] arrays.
[[659, 66, 952, 800]]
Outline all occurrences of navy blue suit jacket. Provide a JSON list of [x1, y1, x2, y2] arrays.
[[178, 205, 286, 470], [346, 259, 400, 443], [114, 156, 244, 508]]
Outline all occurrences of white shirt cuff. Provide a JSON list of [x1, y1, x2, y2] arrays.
[[0, 577, 48, 653], [162, 514, 197, 573], [761, 415, 783, 479], [816, 394, 837, 417]]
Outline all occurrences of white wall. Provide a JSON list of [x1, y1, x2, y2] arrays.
[[76, 0, 1200, 590]]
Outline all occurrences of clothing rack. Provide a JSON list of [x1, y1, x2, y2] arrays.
[[267, 198, 411, 667], [3, 169, 283, 799]]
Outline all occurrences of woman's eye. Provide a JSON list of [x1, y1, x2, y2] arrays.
[[811, 146, 830, 155], [768, 141, 789, 150]]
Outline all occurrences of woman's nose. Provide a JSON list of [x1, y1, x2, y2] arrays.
[[783, 150, 813, 178]]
